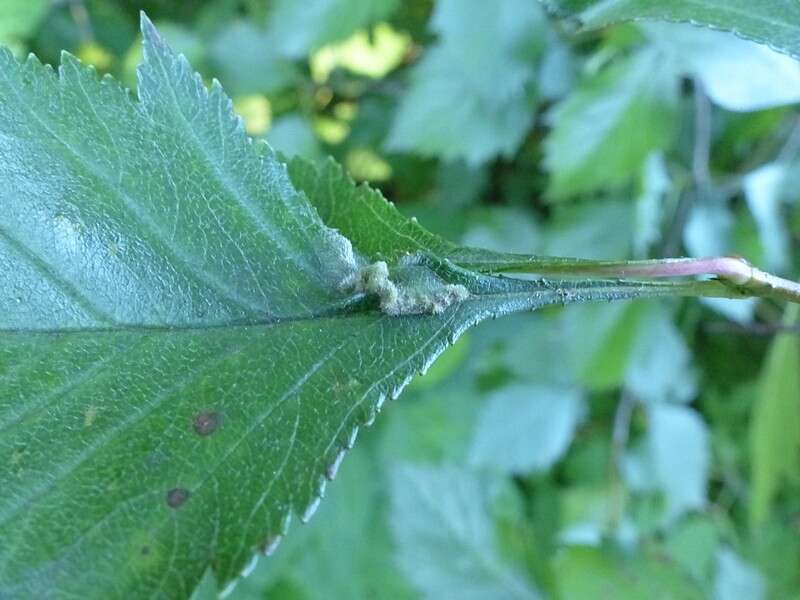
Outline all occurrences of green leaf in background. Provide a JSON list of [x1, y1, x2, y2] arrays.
[[386, 0, 545, 165], [208, 20, 300, 95], [644, 403, 710, 521], [643, 22, 800, 112], [663, 516, 719, 584], [468, 383, 586, 474], [0, 0, 46, 48], [713, 548, 766, 600], [544, 48, 677, 198], [744, 163, 793, 274], [624, 303, 696, 405], [553, 545, 704, 599], [390, 464, 541, 599], [542, 0, 800, 61], [0, 14, 695, 598], [749, 304, 800, 526], [265, 0, 400, 58]]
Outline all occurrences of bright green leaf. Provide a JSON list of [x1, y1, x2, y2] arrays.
[[553, 545, 704, 600], [749, 304, 800, 526], [0, 0, 47, 46]]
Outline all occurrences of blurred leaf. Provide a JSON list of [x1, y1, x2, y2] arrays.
[[468, 383, 586, 474], [269, 115, 323, 159], [634, 152, 670, 257], [461, 207, 543, 255], [538, 33, 577, 101], [265, 0, 400, 58], [553, 545, 704, 599], [390, 464, 541, 599], [0, 0, 47, 47], [664, 516, 719, 584], [408, 332, 471, 390], [545, 201, 633, 259], [644, 23, 800, 111], [208, 20, 299, 94], [625, 303, 696, 405], [544, 0, 800, 59], [749, 304, 800, 526], [750, 518, 800, 598], [380, 378, 483, 463], [386, 0, 545, 164], [544, 48, 677, 199], [558, 486, 622, 546], [713, 548, 765, 600], [743, 163, 791, 274], [645, 404, 710, 521], [566, 302, 640, 391]]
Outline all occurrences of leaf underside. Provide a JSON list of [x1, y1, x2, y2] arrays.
[[0, 14, 707, 599], [541, 0, 800, 61]]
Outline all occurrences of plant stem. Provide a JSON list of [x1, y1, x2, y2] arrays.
[[452, 253, 800, 304]]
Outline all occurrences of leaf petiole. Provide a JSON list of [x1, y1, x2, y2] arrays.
[[452, 253, 800, 304]]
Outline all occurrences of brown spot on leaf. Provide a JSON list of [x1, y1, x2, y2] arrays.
[[193, 411, 221, 436], [166, 487, 190, 508]]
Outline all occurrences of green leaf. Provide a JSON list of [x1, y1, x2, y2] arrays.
[[749, 304, 800, 526], [390, 464, 541, 599], [542, 0, 800, 61], [385, 0, 546, 165], [0, 0, 47, 46], [265, 0, 399, 58], [624, 303, 696, 405], [0, 15, 683, 598], [744, 163, 792, 274], [644, 404, 710, 521], [663, 516, 719, 584], [553, 545, 704, 600], [544, 48, 677, 199], [713, 548, 766, 600], [643, 22, 800, 112], [468, 383, 586, 474], [207, 20, 300, 95]]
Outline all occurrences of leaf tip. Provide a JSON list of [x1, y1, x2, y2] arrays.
[[139, 11, 157, 40], [139, 11, 170, 59]]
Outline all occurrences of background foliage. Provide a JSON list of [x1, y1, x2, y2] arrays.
[[5, 1, 800, 598]]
